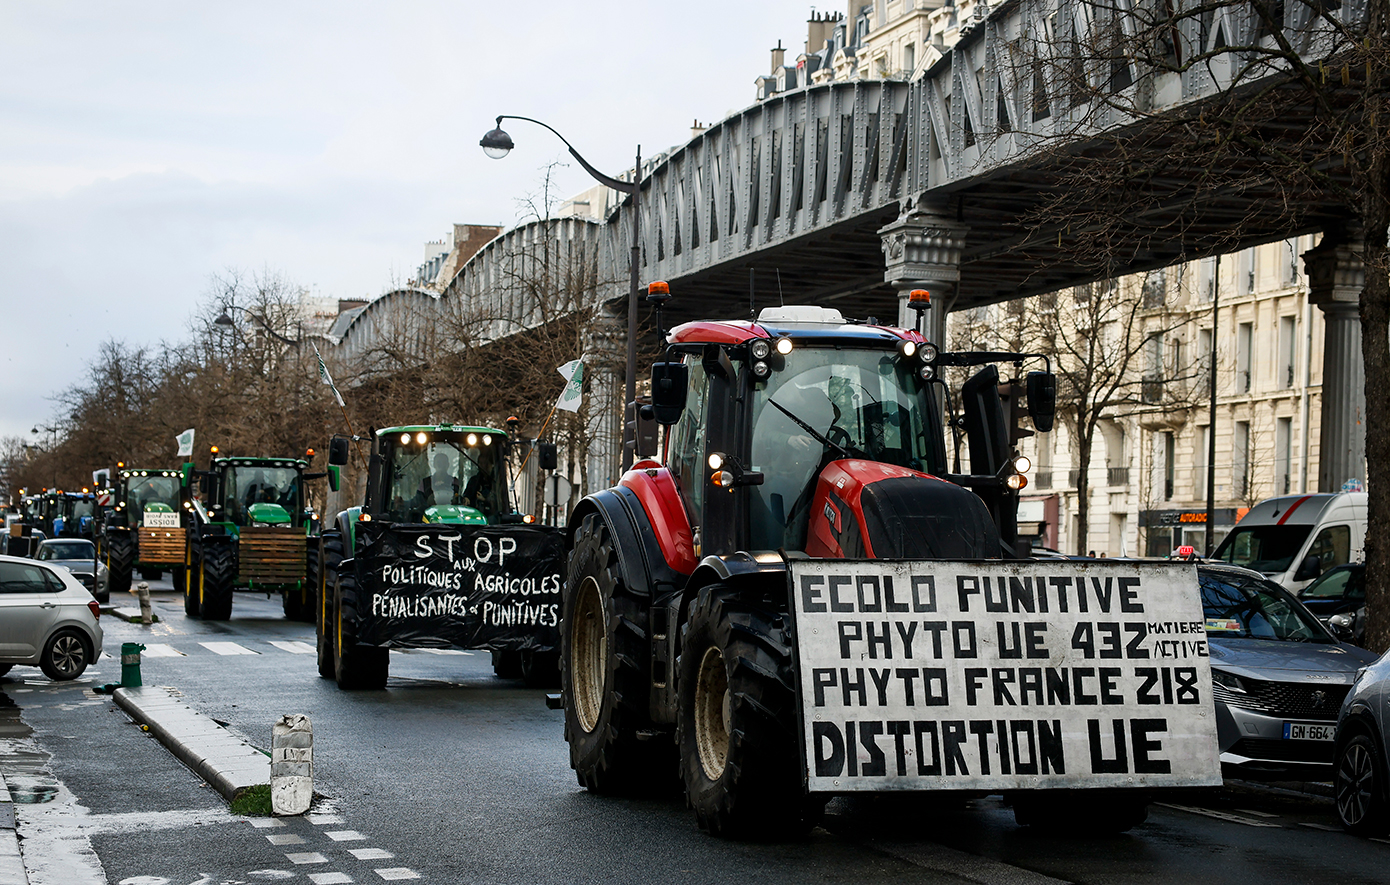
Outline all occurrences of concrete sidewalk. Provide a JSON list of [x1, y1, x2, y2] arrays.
[[0, 778, 25, 885], [112, 686, 269, 801]]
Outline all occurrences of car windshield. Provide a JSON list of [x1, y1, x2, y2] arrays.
[[1211, 525, 1313, 573], [1299, 566, 1364, 600], [126, 475, 180, 511], [223, 465, 301, 526], [39, 541, 94, 561], [1199, 569, 1333, 643], [747, 345, 940, 551], [385, 432, 507, 524]]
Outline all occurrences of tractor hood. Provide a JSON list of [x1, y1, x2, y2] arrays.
[[807, 459, 1002, 560], [247, 503, 291, 525], [422, 504, 487, 525]]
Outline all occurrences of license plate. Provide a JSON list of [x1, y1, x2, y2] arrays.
[[1283, 722, 1336, 741]]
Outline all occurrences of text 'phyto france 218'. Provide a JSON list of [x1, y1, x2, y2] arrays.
[[788, 560, 1222, 792]]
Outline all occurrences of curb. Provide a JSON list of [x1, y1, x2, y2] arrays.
[[109, 607, 160, 624], [0, 776, 26, 885], [112, 686, 269, 802]]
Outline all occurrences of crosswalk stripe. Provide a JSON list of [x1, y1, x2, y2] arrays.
[[1157, 803, 1282, 827], [139, 644, 185, 658], [268, 641, 316, 654], [199, 641, 259, 656]]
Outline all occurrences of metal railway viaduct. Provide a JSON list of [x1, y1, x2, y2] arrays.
[[331, 0, 1375, 493]]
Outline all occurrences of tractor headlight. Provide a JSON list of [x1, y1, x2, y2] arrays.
[[919, 365, 936, 381], [483, 434, 493, 446], [920, 342, 939, 363], [400, 433, 410, 444], [752, 361, 770, 378], [898, 340, 917, 359], [775, 337, 793, 355], [466, 433, 478, 446], [750, 339, 771, 360], [707, 452, 724, 470], [1014, 455, 1032, 473], [1006, 473, 1028, 490]]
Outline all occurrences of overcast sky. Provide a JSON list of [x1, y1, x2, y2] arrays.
[[0, 0, 814, 439]]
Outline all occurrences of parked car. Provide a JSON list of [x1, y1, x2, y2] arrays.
[[1334, 647, 1390, 835], [0, 554, 103, 680], [1200, 563, 1378, 780], [1296, 563, 1365, 646], [34, 538, 109, 604]]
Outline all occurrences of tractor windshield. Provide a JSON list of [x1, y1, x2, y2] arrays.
[[223, 466, 301, 526], [384, 432, 507, 524], [65, 499, 94, 519], [126, 475, 180, 512], [748, 346, 941, 551]]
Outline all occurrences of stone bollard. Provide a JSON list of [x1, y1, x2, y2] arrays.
[[271, 714, 313, 815], [136, 582, 152, 625]]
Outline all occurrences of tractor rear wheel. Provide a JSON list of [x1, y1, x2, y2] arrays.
[[317, 532, 343, 679], [561, 514, 668, 794], [285, 539, 318, 623], [199, 542, 236, 621], [184, 542, 200, 618], [677, 582, 821, 838], [334, 569, 388, 690], [107, 533, 134, 597]]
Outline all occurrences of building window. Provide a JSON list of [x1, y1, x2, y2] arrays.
[[1236, 322, 1253, 393], [1199, 256, 1217, 301], [904, 42, 915, 74], [1196, 425, 1211, 495], [1163, 431, 1175, 500], [1198, 327, 1213, 391], [1142, 270, 1166, 308], [1282, 237, 1301, 285], [1278, 315, 1297, 389], [1276, 416, 1293, 496], [1234, 420, 1251, 499], [1143, 334, 1163, 403], [1240, 247, 1256, 295]]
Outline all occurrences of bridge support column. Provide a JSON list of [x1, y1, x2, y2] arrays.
[[1304, 234, 1366, 492], [582, 305, 626, 494], [879, 205, 968, 344]]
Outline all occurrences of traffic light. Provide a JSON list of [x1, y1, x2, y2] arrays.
[[625, 396, 658, 460]]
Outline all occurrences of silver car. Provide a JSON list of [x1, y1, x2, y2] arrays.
[[1334, 648, 1390, 835], [1200, 564, 1378, 780], [34, 538, 109, 603], [0, 554, 104, 680]]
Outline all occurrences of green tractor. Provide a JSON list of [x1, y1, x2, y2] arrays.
[[98, 465, 187, 595], [181, 450, 328, 621], [313, 424, 564, 690]]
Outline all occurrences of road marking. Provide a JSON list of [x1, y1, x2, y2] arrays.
[[374, 870, 420, 881], [268, 641, 316, 654], [308, 874, 354, 884], [1372, 837, 1390, 845], [1157, 803, 1282, 827], [326, 830, 368, 842], [247, 818, 286, 828], [199, 642, 259, 656], [1235, 808, 1279, 818], [419, 649, 472, 655], [139, 644, 185, 657], [267, 834, 305, 845], [285, 853, 329, 865], [307, 814, 344, 825], [349, 849, 394, 860], [1299, 822, 1343, 832]]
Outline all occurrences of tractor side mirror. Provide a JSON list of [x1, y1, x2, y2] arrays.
[[651, 362, 689, 425], [327, 465, 341, 493], [328, 437, 350, 466], [198, 474, 212, 497], [1026, 371, 1056, 433], [538, 442, 558, 471]]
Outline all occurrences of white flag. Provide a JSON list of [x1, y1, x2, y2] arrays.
[[313, 343, 347, 408], [175, 428, 195, 458], [555, 359, 585, 413]]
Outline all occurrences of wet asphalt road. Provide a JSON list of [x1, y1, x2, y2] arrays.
[[1, 582, 1389, 884]]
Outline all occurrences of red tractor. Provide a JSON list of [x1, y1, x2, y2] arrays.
[[559, 293, 1219, 837]]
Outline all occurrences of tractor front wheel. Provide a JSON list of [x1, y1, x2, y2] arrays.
[[677, 582, 821, 838], [334, 569, 388, 690], [107, 533, 134, 597], [317, 532, 343, 679], [561, 514, 669, 795], [199, 542, 235, 621]]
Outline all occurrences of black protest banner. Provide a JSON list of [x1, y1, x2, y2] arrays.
[[355, 521, 564, 652], [789, 560, 1222, 792]]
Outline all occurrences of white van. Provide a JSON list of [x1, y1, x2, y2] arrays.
[[1211, 492, 1366, 592]]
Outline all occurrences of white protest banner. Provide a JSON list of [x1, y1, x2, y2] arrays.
[[175, 428, 195, 458], [789, 560, 1220, 792], [555, 359, 584, 413]]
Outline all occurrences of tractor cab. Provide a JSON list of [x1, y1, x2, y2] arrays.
[[108, 468, 184, 529], [365, 425, 514, 525], [52, 490, 98, 539], [648, 304, 1054, 562], [201, 457, 309, 532]]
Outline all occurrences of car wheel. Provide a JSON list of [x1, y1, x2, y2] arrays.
[[40, 630, 90, 681], [1336, 732, 1390, 835]]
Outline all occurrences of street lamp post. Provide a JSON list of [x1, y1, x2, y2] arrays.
[[481, 115, 643, 474]]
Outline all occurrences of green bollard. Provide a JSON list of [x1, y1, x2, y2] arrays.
[[120, 642, 146, 688]]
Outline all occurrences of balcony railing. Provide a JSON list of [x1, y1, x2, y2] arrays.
[[1107, 467, 1130, 486], [1035, 471, 1052, 489]]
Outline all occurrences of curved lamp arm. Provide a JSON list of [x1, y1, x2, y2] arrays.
[[488, 115, 637, 195]]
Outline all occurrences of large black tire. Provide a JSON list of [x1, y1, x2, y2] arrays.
[[184, 541, 200, 618], [1010, 791, 1149, 833], [139, 567, 162, 581], [334, 568, 388, 690], [107, 532, 134, 596], [1336, 731, 1390, 836], [285, 539, 318, 623], [317, 532, 344, 679], [40, 629, 91, 681], [199, 540, 236, 621], [677, 582, 819, 838], [521, 649, 561, 688], [171, 562, 185, 596], [561, 514, 668, 794]]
